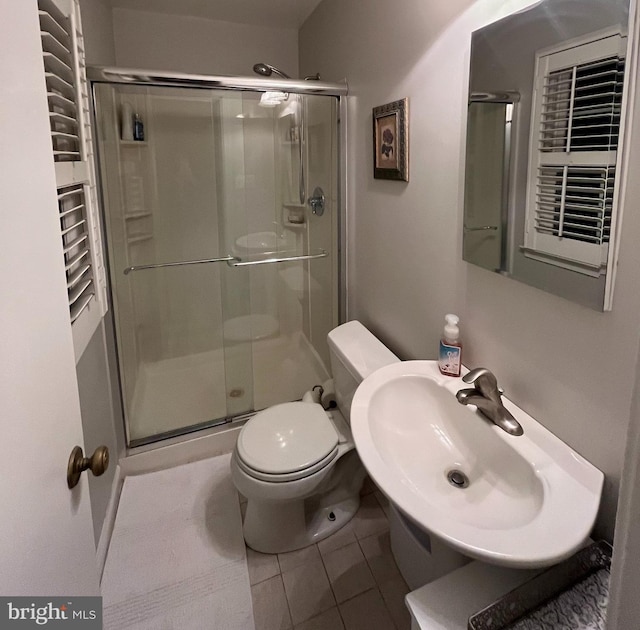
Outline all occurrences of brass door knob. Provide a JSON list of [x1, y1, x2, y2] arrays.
[[67, 445, 110, 489]]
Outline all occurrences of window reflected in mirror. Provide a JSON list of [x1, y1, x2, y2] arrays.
[[463, 0, 630, 311]]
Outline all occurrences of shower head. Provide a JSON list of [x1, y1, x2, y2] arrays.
[[253, 62, 291, 79]]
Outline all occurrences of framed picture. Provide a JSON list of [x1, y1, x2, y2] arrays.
[[372, 98, 409, 181]]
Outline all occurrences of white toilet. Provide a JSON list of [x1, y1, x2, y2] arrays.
[[230, 320, 399, 553]]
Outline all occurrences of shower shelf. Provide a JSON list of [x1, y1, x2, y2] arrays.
[[127, 234, 153, 244], [124, 212, 152, 220], [120, 140, 148, 147], [283, 220, 305, 229]]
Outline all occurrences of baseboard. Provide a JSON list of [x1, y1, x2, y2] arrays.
[[97, 463, 124, 581]]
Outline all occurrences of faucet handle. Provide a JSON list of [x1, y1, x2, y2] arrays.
[[462, 368, 502, 402], [462, 367, 494, 386]]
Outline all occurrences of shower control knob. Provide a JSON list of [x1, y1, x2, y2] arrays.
[[308, 186, 325, 216], [67, 445, 110, 489]]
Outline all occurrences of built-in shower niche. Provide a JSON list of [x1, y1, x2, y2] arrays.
[[95, 81, 339, 445]]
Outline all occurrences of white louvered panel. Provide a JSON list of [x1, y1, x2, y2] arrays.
[[42, 52, 73, 82], [39, 0, 81, 161], [67, 263, 91, 290], [58, 185, 95, 323], [39, 6, 68, 42], [65, 248, 90, 272], [59, 201, 85, 218], [37, 0, 107, 358], [534, 166, 614, 245], [539, 68, 573, 151], [41, 31, 71, 60], [45, 72, 74, 98], [69, 0, 108, 311], [540, 56, 624, 153], [524, 31, 626, 276]]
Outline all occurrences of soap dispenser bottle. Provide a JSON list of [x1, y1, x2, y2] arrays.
[[438, 314, 462, 377], [133, 114, 144, 141]]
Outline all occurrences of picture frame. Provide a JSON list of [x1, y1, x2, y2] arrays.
[[372, 98, 409, 181]]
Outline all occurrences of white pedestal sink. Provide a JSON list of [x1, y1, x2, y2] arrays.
[[350, 361, 604, 569]]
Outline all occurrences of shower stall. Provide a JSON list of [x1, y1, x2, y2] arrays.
[[90, 68, 346, 446]]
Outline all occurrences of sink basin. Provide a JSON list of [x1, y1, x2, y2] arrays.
[[350, 361, 604, 568]]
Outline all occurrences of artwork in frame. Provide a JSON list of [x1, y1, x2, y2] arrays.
[[373, 98, 409, 181]]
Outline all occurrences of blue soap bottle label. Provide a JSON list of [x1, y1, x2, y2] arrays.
[[439, 341, 461, 376]]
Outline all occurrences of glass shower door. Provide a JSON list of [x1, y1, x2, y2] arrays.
[[223, 92, 340, 412], [95, 83, 254, 444], [94, 81, 339, 446]]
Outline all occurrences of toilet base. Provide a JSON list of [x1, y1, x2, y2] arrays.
[[235, 444, 367, 554], [244, 493, 360, 554]]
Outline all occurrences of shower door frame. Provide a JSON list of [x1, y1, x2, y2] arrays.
[[89, 66, 349, 448]]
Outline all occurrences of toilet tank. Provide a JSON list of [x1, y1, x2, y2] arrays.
[[327, 320, 400, 423]]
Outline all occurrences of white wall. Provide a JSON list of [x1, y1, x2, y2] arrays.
[[113, 7, 298, 77], [79, 0, 116, 65], [300, 0, 640, 540]]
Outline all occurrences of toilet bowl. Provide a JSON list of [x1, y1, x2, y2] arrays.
[[230, 320, 400, 554]]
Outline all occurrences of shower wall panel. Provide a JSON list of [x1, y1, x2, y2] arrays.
[[145, 91, 223, 360], [305, 96, 339, 370]]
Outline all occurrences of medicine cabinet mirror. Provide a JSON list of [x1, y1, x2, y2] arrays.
[[463, 0, 631, 311]]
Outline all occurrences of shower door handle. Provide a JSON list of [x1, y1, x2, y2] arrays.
[[123, 255, 239, 275], [228, 249, 328, 267]]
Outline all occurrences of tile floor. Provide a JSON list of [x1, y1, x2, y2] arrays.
[[240, 480, 411, 630]]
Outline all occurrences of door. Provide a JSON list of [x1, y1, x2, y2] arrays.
[[0, 1, 99, 595]]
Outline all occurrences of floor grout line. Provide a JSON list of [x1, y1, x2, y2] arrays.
[[279, 573, 294, 630], [249, 480, 406, 629]]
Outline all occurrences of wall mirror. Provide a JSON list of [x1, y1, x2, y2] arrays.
[[463, 0, 631, 310]]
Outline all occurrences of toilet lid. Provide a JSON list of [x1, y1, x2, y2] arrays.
[[237, 402, 339, 475]]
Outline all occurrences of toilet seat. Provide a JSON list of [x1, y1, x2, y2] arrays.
[[235, 446, 339, 482], [237, 402, 339, 479]]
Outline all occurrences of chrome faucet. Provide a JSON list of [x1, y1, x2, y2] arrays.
[[455, 368, 524, 436]]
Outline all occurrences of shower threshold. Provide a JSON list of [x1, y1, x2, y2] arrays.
[[126, 332, 330, 448], [128, 411, 254, 450]]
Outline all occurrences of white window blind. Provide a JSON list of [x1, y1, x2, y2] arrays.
[[524, 32, 626, 276], [59, 185, 95, 322], [38, 0, 106, 360]]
